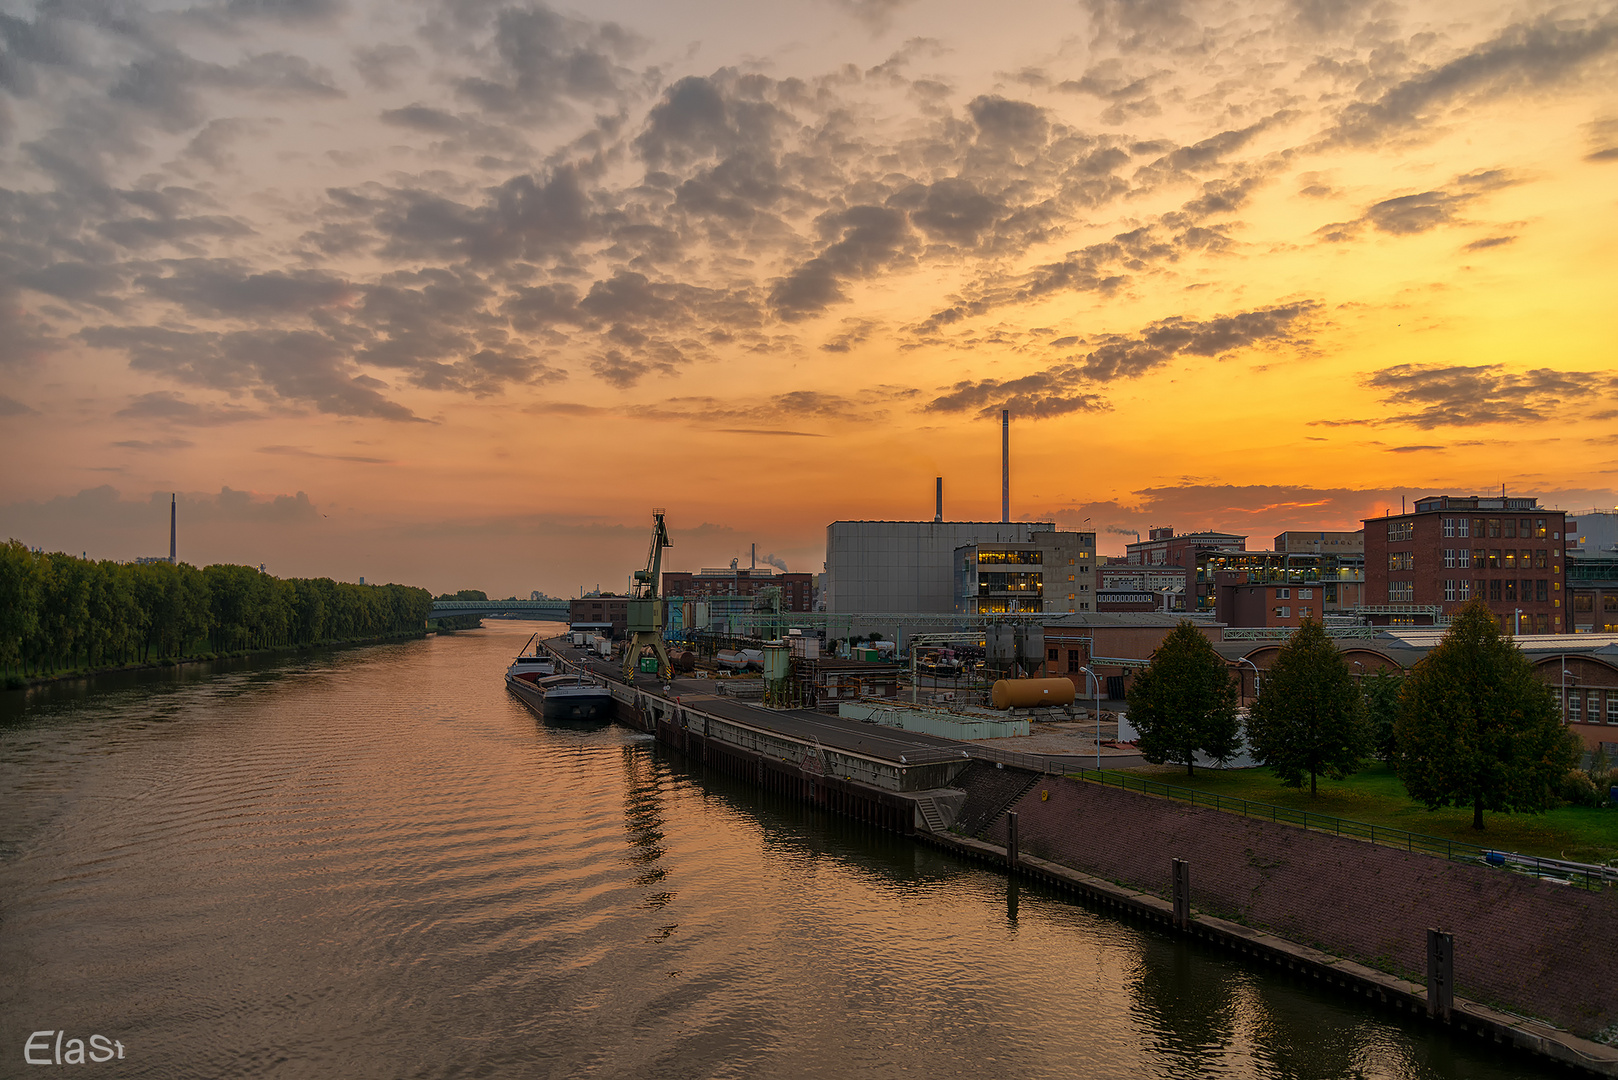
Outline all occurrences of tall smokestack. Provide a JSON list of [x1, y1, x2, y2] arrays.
[[934, 477, 943, 523], [1001, 409, 1009, 524], [169, 493, 176, 564]]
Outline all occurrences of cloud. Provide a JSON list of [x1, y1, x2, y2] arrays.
[[925, 301, 1319, 417], [83, 327, 423, 421], [258, 444, 393, 464], [1321, 13, 1618, 148], [1, 394, 39, 416], [114, 390, 258, 426], [1358, 363, 1618, 428], [1315, 170, 1521, 241], [113, 438, 196, 450]]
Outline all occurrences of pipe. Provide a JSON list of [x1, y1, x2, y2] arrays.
[[1001, 409, 1009, 524]]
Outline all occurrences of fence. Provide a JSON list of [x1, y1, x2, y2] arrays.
[[1064, 767, 1618, 892]]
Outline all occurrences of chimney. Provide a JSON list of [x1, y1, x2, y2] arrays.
[[1001, 409, 1010, 524], [169, 493, 176, 564], [934, 477, 943, 523]]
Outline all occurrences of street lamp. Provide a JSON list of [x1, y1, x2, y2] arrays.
[[1562, 667, 1580, 724], [1079, 665, 1101, 772], [1236, 657, 1259, 706]]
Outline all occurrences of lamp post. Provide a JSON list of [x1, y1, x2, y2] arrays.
[[1236, 657, 1259, 706], [1352, 660, 1364, 685], [1514, 608, 1522, 636], [1079, 665, 1101, 772], [1562, 667, 1579, 724]]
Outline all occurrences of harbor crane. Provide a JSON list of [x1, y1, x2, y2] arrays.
[[623, 508, 675, 683]]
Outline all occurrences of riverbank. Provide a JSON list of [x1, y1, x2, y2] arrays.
[[573, 651, 1618, 1075], [2, 629, 429, 691]]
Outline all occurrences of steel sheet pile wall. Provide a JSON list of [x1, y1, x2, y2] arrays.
[[981, 773, 1618, 1039]]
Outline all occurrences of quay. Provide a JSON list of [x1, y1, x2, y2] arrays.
[[525, 637, 1618, 1077]]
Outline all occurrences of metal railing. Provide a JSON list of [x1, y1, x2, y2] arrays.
[[1064, 768, 1617, 891]]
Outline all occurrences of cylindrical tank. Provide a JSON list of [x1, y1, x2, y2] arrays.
[[738, 648, 764, 670], [991, 677, 1077, 710], [762, 642, 790, 681], [676, 650, 696, 673], [716, 649, 745, 670]]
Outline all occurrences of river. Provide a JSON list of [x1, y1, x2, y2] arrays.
[[0, 621, 1547, 1078]]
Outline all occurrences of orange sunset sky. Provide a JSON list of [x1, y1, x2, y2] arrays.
[[2, 0, 1616, 598]]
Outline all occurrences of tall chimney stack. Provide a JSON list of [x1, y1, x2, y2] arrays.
[[1001, 409, 1009, 524], [169, 493, 176, 564], [934, 477, 943, 523]]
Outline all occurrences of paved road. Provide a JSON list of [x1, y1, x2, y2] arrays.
[[553, 642, 1145, 770]]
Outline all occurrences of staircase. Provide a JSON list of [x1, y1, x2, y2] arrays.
[[914, 796, 949, 833]]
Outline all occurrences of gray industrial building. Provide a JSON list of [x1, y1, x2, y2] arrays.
[[825, 520, 1055, 613]]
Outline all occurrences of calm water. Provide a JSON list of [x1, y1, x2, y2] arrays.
[[0, 622, 1543, 1079]]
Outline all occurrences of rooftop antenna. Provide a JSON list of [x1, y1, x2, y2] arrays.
[[1001, 408, 1009, 524]]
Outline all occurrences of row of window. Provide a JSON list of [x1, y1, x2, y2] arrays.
[[1566, 690, 1618, 724], [1434, 579, 1556, 603], [1438, 548, 1553, 570], [1440, 517, 1551, 539], [1273, 588, 1313, 599], [1273, 606, 1314, 618]]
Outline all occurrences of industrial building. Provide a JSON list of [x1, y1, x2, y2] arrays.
[[824, 520, 1055, 614], [950, 530, 1097, 615], [662, 566, 814, 612], [1363, 494, 1569, 632]]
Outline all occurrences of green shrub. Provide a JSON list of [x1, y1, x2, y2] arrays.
[[1561, 769, 1604, 809]]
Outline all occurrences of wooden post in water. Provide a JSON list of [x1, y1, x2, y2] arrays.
[[1426, 929, 1453, 1021], [1172, 859, 1191, 930], [1007, 811, 1019, 871]]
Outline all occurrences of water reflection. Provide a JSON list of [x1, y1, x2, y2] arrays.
[[0, 625, 1570, 1080], [1130, 937, 1241, 1073]]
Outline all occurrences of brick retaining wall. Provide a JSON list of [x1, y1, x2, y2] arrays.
[[980, 773, 1618, 1038]]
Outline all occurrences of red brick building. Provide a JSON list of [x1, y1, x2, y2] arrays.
[[1363, 495, 1569, 632], [662, 568, 814, 612]]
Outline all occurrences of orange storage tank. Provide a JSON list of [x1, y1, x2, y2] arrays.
[[990, 678, 1077, 710]]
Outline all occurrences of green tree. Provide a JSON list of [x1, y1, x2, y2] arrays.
[[1395, 599, 1579, 830], [1245, 621, 1368, 796], [1361, 667, 1404, 766], [1125, 620, 1241, 776]]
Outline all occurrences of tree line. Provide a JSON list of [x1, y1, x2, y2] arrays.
[[1126, 600, 1596, 829], [0, 540, 433, 679]]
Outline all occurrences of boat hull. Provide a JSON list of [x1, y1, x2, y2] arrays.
[[506, 672, 616, 723]]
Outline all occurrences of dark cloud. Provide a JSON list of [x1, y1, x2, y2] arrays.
[[1316, 170, 1521, 241], [1583, 116, 1618, 161], [135, 262, 354, 316], [1080, 0, 1204, 53], [1360, 363, 1618, 428], [82, 326, 422, 421], [371, 166, 596, 264], [1386, 445, 1443, 453], [770, 205, 913, 320], [926, 301, 1319, 417], [113, 437, 196, 450], [1322, 13, 1618, 148], [114, 390, 263, 426], [635, 75, 786, 170], [352, 43, 418, 91], [1463, 235, 1515, 251], [258, 444, 393, 464], [0, 393, 38, 416], [443, 3, 646, 120]]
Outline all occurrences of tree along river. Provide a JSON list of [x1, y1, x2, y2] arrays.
[[0, 621, 1553, 1079]]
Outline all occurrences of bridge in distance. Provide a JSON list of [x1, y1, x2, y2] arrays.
[[430, 599, 571, 619]]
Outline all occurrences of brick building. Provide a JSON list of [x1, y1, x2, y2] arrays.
[[662, 568, 814, 612], [1363, 495, 1569, 632], [569, 595, 628, 635]]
